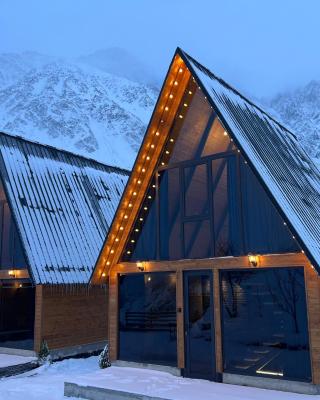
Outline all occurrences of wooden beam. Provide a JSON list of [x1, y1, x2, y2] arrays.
[[92, 55, 191, 284], [213, 268, 222, 374], [176, 269, 184, 368], [304, 265, 320, 384], [33, 284, 43, 353]]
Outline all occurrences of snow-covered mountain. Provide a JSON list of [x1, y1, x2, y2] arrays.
[[0, 49, 319, 171], [0, 50, 158, 169], [269, 81, 320, 161]]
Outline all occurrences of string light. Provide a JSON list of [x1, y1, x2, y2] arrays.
[[223, 131, 228, 136], [102, 272, 106, 277], [188, 91, 192, 95], [110, 249, 114, 254], [117, 62, 185, 262]]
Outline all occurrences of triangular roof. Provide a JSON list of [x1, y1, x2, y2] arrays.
[[0, 131, 128, 284], [91, 47, 320, 283]]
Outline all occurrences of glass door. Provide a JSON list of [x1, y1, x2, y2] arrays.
[[183, 270, 216, 380]]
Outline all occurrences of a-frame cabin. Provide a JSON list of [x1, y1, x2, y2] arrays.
[[0, 131, 128, 358], [92, 48, 320, 393]]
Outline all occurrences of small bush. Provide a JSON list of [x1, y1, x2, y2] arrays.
[[38, 339, 51, 364], [99, 343, 111, 369]]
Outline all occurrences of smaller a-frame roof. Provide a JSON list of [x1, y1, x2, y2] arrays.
[[92, 47, 320, 282], [0, 131, 128, 284]]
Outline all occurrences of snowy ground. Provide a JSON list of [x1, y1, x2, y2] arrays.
[[0, 354, 36, 368], [0, 356, 319, 400]]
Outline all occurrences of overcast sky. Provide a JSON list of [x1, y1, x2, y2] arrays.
[[1, 0, 320, 97]]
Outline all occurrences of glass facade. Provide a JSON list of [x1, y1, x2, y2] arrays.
[[119, 272, 177, 366], [0, 180, 26, 269], [122, 77, 298, 263], [220, 267, 311, 382]]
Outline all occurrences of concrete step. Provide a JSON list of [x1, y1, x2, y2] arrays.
[[64, 382, 172, 400]]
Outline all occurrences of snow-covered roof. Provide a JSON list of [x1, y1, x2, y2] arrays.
[[180, 49, 320, 272], [0, 131, 128, 284]]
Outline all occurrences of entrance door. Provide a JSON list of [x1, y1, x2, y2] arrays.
[[183, 270, 216, 380]]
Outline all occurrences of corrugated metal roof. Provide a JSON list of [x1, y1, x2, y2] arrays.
[[0, 132, 128, 284], [180, 49, 320, 271]]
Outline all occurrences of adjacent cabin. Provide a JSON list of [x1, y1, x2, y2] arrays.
[[0, 132, 128, 358], [92, 48, 320, 393]]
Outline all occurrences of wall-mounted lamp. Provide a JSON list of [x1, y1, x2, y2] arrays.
[[8, 270, 16, 278], [248, 254, 259, 267], [136, 261, 145, 272]]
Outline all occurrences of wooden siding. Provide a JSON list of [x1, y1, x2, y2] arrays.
[[108, 253, 320, 384], [34, 284, 108, 352]]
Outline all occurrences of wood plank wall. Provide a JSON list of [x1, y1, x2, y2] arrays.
[[34, 284, 108, 352], [108, 253, 320, 384]]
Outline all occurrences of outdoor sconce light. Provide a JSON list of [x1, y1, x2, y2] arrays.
[[248, 254, 259, 267], [136, 261, 145, 272], [8, 270, 16, 278]]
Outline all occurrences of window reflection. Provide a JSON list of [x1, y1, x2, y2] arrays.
[[119, 272, 177, 366], [0, 181, 26, 269], [221, 268, 311, 382]]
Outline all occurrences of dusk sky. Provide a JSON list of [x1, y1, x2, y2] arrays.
[[1, 0, 320, 97]]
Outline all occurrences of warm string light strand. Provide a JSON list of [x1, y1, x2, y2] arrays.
[[99, 63, 186, 279]]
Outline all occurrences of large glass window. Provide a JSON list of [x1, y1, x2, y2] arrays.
[[159, 168, 182, 260], [220, 268, 311, 382], [121, 79, 298, 263], [0, 285, 35, 350], [0, 181, 26, 269], [119, 272, 177, 366], [240, 158, 299, 254]]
